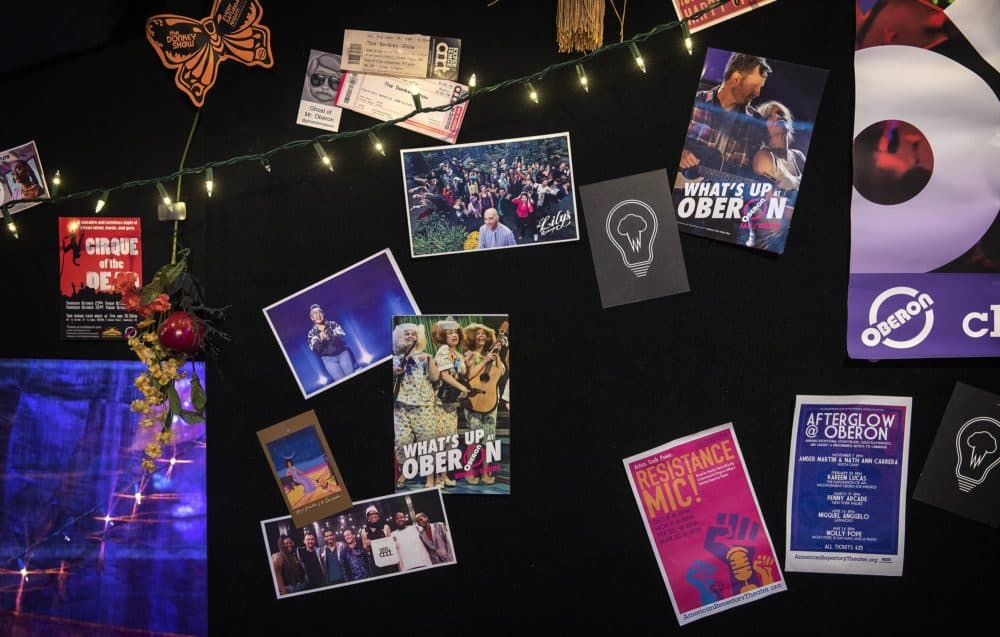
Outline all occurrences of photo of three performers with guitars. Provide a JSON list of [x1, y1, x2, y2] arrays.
[[392, 314, 510, 495]]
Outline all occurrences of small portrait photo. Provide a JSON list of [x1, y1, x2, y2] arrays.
[[301, 49, 343, 105], [400, 132, 579, 257], [261, 487, 456, 598], [263, 249, 420, 399], [0, 140, 50, 214], [257, 411, 352, 527]]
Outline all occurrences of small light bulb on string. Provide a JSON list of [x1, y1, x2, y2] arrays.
[[629, 42, 647, 74], [368, 132, 386, 156], [681, 21, 693, 55], [468, 73, 477, 91], [95, 190, 109, 213], [527, 81, 539, 104], [3, 208, 17, 239], [204, 167, 214, 197], [409, 82, 422, 110], [312, 142, 333, 171], [52, 170, 62, 190], [156, 182, 172, 206], [260, 157, 272, 173], [575, 64, 589, 93]]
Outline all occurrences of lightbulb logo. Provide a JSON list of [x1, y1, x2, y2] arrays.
[[605, 199, 658, 278], [954, 416, 1000, 493]]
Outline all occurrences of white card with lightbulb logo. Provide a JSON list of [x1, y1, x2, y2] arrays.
[[785, 395, 912, 576], [914, 383, 1000, 528], [579, 170, 689, 308]]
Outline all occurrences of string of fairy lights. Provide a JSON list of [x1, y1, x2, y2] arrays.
[[0, 0, 730, 239]]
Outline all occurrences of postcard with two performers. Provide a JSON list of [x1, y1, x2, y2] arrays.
[[392, 314, 510, 495], [258, 411, 353, 528], [672, 48, 828, 253]]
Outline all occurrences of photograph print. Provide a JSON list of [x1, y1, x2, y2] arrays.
[[0, 140, 50, 215], [261, 487, 456, 598], [401, 132, 579, 257], [263, 249, 420, 399]]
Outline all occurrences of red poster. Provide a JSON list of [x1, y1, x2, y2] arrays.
[[671, 0, 775, 34], [59, 217, 142, 340]]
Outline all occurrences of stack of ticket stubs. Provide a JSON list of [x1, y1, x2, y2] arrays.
[[296, 30, 468, 143]]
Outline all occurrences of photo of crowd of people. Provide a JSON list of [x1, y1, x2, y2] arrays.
[[261, 488, 455, 597], [671, 48, 827, 252], [393, 315, 510, 495], [401, 133, 578, 257]]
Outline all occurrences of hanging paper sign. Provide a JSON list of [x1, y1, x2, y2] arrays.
[[623, 423, 785, 625], [146, 0, 274, 107], [671, 0, 775, 34], [785, 395, 912, 576], [848, 0, 1000, 358], [59, 217, 142, 340]]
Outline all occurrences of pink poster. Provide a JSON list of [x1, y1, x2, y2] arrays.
[[623, 423, 785, 625]]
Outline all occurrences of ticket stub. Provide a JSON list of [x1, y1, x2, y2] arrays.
[[341, 30, 461, 80], [336, 73, 468, 143]]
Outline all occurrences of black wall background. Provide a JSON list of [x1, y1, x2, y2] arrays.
[[1, 0, 997, 633]]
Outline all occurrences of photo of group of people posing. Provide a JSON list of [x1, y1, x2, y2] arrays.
[[402, 133, 578, 256], [264, 490, 455, 596], [393, 314, 510, 494]]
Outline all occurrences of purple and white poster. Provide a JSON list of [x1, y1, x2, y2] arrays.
[[849, 0, 1000, 358], [785, 395, 912, 576]]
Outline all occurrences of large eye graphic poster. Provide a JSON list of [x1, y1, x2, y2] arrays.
[[848, 0, 1000, 359]]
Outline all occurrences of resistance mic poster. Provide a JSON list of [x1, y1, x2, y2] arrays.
[[623, 423, 785, 625], [849, 0, 1000, 358], [59, 217, 142, 340], [785, 395, 912, 576]]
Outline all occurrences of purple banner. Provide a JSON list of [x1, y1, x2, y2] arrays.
[[850, 1, 1000, 359], [847, 274, 1000, 359]]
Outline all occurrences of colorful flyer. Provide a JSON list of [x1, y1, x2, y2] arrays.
[[59, 216, 142, 340], [296, 49, 344, 132], [261, 487, 456, 597], [671, 48, 828, 253], [848, 0, 1000, 359], [1, 140, 49, 214], [341, 30, 461, 80], [336, 72, 468, 143], [392, 315, 510, 495], [401, 133, 579, 258], [623, 423, 785, 626], [262, 249, 419, 399], [914, 382, 1000, 528], [785, 395, 912, 576], [257, 410, 352, 528], [671, 0, 775, 34], [579, 169, 690, 308]]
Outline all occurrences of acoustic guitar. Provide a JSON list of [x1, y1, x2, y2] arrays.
[[465, 337, 507, 414]]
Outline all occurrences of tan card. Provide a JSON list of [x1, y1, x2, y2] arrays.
[[257, 410, 352, 528]]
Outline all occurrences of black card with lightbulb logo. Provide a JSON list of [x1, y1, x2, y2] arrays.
[[914, 383, 1000, 528], [579, 169, 689, 309]]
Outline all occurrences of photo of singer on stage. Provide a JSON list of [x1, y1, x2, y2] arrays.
[[392, 314, 510, 495]]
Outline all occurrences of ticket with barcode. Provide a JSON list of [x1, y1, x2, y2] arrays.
[[336, 73, 468, 143], [340, 30, 461, 80]]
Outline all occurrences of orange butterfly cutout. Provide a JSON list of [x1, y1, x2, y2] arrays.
[[146, 0, 274, 107]]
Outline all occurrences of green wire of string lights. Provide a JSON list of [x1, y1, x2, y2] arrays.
[[0, 0, 728, 219]]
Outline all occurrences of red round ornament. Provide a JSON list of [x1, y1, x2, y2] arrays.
[[157, 311, 204, 354]]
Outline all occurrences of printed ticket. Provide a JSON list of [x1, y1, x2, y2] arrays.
[[336, 73, 468, 143], [341, 30, 461, 80]]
